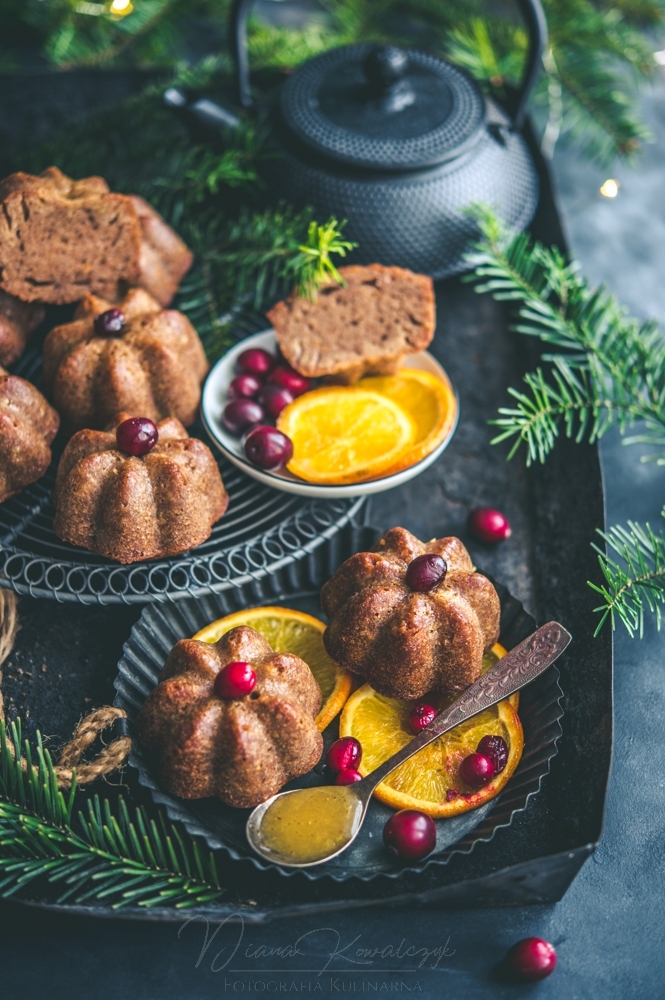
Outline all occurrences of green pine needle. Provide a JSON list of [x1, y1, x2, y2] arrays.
[[0, 720, 223, 909], [590, 515, 665, 636], [293, 218, 356, 300]]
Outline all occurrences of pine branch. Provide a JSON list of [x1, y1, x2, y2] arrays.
[[467, 209, 665, 464], [292, 218, 356, 300], [590, 515, 665, 636], [0, 720, 224, 909]]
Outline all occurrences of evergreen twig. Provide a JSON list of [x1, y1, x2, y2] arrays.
[[590, 516, 665, 636]]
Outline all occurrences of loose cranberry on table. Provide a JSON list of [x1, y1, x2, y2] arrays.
[[228, 374, 262, 399], [334, 768, 363, 785], [467, 507, 512, 543], [408, 703, 437, 734], [267, 365, 311, 396], [326, 736, 362, 772], [405, 554, 447, 592], [506, 938, 557, 982], [116, 417, 158, 456], [477, 734, 508, 774], [222, 399, 264, 435], [237, 348, 274, 377], [258, 384, 294, 420], [383, 809, 436, 861], [214, 661, 257, 699], [94, 308, 125, 337], [244, 426, 293, 471], [459, 752, 495, 788]]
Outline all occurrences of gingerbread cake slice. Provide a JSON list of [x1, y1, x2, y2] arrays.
[[268, 263, 436, 384]]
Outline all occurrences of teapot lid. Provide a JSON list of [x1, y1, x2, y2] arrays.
[[280, 43, 486, 171]]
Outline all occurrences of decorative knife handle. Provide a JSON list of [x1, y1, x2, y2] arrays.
[[360, 621, 571, 795]]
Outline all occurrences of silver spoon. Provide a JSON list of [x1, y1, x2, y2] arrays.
[[246, 621, 571, 868]]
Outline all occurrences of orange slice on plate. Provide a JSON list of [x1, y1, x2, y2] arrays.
[[276, 387, 416, 484], [338, 643, 523, 817], [357, 368, 457, 474], [193, 606, 352, 731]]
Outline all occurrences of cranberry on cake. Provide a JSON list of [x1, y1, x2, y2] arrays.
[[136, 625, 323, 808], [268, 264, 436, 384], [320, 527, 500, 700], [0, 366, 59, 503], [53, 414, 228, 563], [43, 287, 208, 431]]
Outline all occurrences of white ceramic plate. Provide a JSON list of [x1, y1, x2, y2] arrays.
[[201, 329, 459, 499]]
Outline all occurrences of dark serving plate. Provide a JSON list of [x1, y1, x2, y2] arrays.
[[114, 567, 563, 882], [0, 126, 613, 919]]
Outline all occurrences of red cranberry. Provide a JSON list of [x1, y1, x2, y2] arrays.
[[222, 399, 264, 435], [116, 417, 158, 456], [405, 554, 447, 592], [326, 736, 362, 772], [237, 348, 274, 377], [506, 938, 557, 982], [244, 426, 293, 470], [459, 752, 495, 788], [229, 374, 262, 399], [258, 384, 294, 419], [408, 703, 437, 734], [477, 735, 508, 774], [214, 661, 257, 699], [94, 308, 125, 337], [267, 365, 311, 396], [383, 810, 436, 861], [335, 768, 363, 785], [467, 507, 512, 543]]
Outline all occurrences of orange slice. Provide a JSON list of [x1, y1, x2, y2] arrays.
[[193, 606, 352, 731], [357, 369, 457, 473], [276, 387, 416, 484], [338, 644, 523, 817]]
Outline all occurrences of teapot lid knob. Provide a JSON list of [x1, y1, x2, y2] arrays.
[[363, 45, 408, 92]]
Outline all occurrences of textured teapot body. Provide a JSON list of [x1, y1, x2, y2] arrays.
[[269, 98, 538, 279]]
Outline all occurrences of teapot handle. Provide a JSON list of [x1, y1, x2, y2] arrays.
[[229, 0, 547, 127]]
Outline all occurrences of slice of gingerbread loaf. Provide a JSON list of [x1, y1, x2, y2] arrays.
[[0, 167, 192, 306], [268, 264, 436, 384]]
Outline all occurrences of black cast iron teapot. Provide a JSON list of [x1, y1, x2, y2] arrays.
[[176, 0, 547, 279]]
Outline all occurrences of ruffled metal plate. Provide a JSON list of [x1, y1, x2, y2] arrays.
[[114, 529, 564, 882], [0, 323, 364, 605]]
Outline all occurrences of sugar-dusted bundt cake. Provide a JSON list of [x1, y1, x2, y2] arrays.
[[321, 527, 501, 700], [43, 287, 208, 431], [137, 625, 324, 808], [0, 290, 44, 366], [53, 414, 228, 563], [0, 166, 192, 306], [0, 365, 60, 503]]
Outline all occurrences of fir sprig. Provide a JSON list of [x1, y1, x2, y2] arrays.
[[293, 218, 356, 300], [467, 209, 665, 466], [0, 720, 223, 909], [590, 516, 665, 636]]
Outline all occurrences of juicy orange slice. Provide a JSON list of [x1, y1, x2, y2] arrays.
[[338, 643, 523, 817], [276, 387, 416, 484], [357, 369, 457, 474], [193, 606, 352, 731]]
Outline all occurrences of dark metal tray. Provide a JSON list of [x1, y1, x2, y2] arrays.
[[0, 132, 613, 919]]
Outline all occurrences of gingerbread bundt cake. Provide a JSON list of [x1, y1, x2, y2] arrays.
[[0, 167, 192, 306], [0, 290, 44, 366], [53, 415, 228, 563], [321, 527, 501, 700], [43, 287, 208, 431], [0, 366, 60, 504], [137, 625, 323, 808]]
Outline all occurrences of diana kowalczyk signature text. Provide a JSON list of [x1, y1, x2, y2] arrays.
[[179, 915, 456, 975]]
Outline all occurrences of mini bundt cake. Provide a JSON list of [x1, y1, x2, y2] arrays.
[[0, 290, 44, 366], [321, 527, 501, 700], [0, 365, 60, 503], [137, 625, 324, 808], [53, 414, 228, 563], [43, 287, 208, 431], [0, 167, 192, 306]]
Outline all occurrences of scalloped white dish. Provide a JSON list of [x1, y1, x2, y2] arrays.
[[201, 329, 459, 499]]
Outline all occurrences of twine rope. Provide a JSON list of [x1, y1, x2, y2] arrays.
[[0, 589, 131, 789]]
